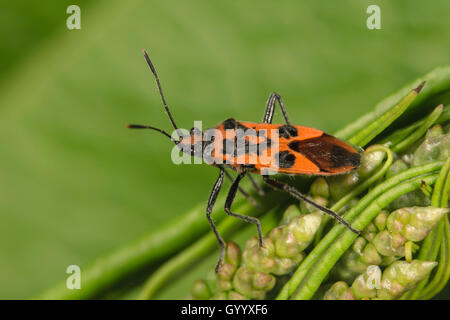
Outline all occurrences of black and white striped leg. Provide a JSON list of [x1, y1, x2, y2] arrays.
[[262, 176, 361, 235], [262, 92, 291, 125], [206, 169, 226, 273], [221, 166, 259, 207], [225, 172, 263, 247]]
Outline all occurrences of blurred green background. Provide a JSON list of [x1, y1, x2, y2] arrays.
[[1, 0, 449, 299]]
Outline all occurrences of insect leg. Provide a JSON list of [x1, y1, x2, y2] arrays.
[[262, 92, 291, 125], [262, 176, 361, 235], [207, 168, 226, 272], [223, 169, 259, 207], [225, 172, 263, 247]]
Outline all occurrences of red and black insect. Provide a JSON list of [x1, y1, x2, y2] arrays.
[[128, 49, 362, 272]]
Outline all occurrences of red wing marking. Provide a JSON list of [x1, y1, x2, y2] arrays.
[[211, 120, 361, 175]]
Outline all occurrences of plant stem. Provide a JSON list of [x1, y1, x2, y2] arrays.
[[349, 82, 423, 147], [392, 104, 443, 152], [380, 105, 449, 147]]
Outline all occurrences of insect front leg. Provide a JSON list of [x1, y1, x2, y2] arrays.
[[225, 172, 263, 247], [222, 167, 259, 207], [207, 169, 227, 273], [262, 92, 291, 125], [262, 176, 361, 235]]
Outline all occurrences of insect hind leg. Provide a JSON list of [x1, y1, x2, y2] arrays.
[[262, 176, 361, 235], [262, 92, 291, 125], [225, 172, 263, 247], [207, 169, 227, 273]]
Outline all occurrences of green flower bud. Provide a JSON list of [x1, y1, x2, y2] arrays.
[[274, 230, 302, 259], [217, 263, 236, 281], [300, 196, 328, 214], [328, 171, 360, 202], [216, 262, 236, 291], [363, 222, 378, 242], [352, 265, 381, 299], [232, 266, 265, 299], [287, 212, 323, 248], [412, 131, 449, 167], [374, 210, 388, 231], [268, 226, 282, 241], [310, 177, 330, 199], [323, 281, 355, 300], [225, 241, 241, 266], [271, 256, 302, 275], [360, 243, 382, 266], [217, 278, 232, 291], [334, 250, 367, 283], [352, 237, 367, 255], [377, 260, 437, 299], [385, 160, 409, 180], [252, 271, 276, 291], [372, 230, 405, 257], [335, 238, 382, 284], [232, 266, 270, 299], [281, 205, 301, 225], [359, 148, 385, 180], [386, 207, 447, 242], [227, 290, 248, 300], [341, 289, 357, 300], [426, 124, 444, 139], [242, 237, 277, 274], [191, 279, 212, 300], [380, 255, 400, 267]]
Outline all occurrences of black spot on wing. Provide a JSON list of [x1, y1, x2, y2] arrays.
[[256, 137, 272, 155], [221, 126, 277, 158], [279, 125, 298, 139], [288, 136, 360, 170], [331, 145, 360, 167], [222, 139, 235, 155], [236, 139, 253, 156], [275, 151, 296, 168], [223, 118, 237, 129], [237, 122, 249, 130]]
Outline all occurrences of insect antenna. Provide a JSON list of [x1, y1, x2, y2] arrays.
[[142, 49, 179, 132], [126, 124, 179, 144]]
